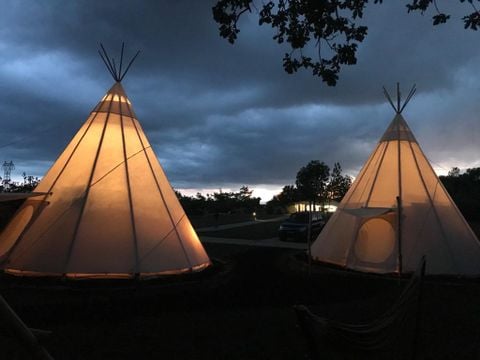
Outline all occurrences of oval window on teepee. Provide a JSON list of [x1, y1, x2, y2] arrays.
[[355, 218, 395, 263], [0, 205, 34, 257]]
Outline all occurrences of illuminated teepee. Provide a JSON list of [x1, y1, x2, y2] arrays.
[[311, 85, 480, 275], [0, 46, 211, 279]]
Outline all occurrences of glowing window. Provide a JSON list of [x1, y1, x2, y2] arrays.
[[354, 218, 395, 263]]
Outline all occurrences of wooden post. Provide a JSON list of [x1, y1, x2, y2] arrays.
[[306, 201, 313, 275], [397, 196, 403, 275], [411, 256, 426, 360], [396, 97, 403, 276], [0, 294, 55, 360]]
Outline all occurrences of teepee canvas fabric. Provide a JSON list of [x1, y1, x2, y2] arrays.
[[311, 113, 480, 275], [0, 82, 211, 279]]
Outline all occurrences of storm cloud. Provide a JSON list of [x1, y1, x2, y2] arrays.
[[0, 0, 479, 200]]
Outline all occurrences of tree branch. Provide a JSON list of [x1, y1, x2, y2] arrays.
[[213, 0, 479, 85]]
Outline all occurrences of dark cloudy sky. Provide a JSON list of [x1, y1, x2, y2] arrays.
[[0, 1, 479, 201]]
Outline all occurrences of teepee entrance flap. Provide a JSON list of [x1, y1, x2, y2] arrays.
[[342, 207, 394, 218]]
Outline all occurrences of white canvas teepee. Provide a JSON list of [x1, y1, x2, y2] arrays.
[[0, 47, 211, 279], [311, 85, 480, 275]]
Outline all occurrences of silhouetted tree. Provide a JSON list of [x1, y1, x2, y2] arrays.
[[236, 186, 261, 212], [213, 0, 479, 85], [175, 186, 260, 216], [268, 160, 352, 211], [277, 185, 299, 204], [0, 172, 40, 193], [296, 160, 330, 206], [265, 185, 298, 213], [448, 166, 461, 177], [440, 167, 480, 221], [212, 190, 237, 213], [238, 185, 253, 200], [176, 191, 211, 216], [327, 162, 352, 201]]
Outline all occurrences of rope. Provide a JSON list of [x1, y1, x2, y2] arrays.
[[295, 256, 426, 351]]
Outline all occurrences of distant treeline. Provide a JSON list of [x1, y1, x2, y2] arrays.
[[2, 165, 478, 222], [176, 160, 352, 216], [0, 173, 40, 193], [440, 167, 480, 221], [175, 186, 261, 216]]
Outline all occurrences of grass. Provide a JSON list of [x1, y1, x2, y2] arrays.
[[197, 220, 283, 240], [3, 244, 480, 360], [2, 209, 480, 359]]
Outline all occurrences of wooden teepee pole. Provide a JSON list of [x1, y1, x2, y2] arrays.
[[396, 196, 403, 275], [0, 294, 55, 360]]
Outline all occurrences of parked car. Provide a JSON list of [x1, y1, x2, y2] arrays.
[[278, 211, 326, 242]]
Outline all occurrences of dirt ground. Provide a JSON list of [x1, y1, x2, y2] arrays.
[[1, 243, 480, 360]]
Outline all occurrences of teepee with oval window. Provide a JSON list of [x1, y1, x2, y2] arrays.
[[311, 85, 480, 275], [0, 45, 211, 279]]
